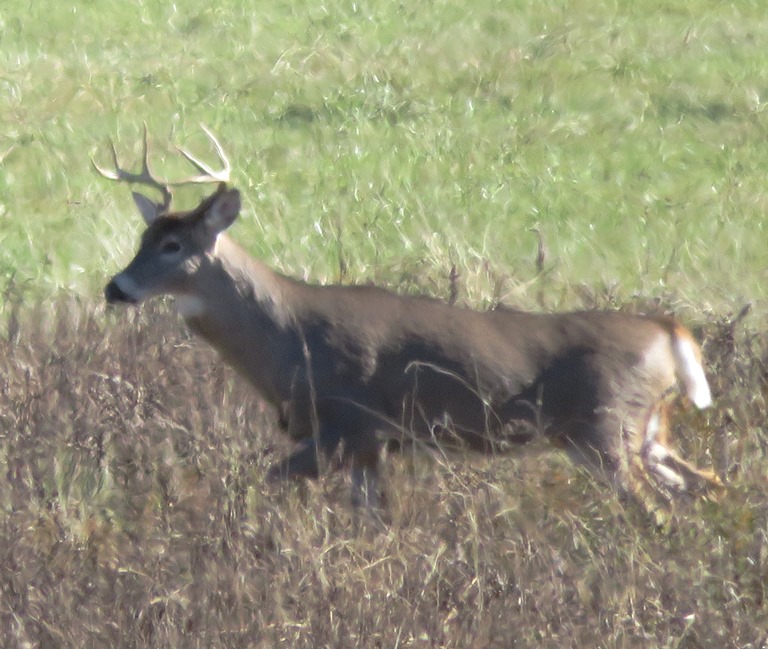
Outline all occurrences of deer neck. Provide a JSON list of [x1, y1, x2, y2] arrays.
[[179, 234, 298, 402]]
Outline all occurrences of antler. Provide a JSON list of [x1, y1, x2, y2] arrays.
[[173, 124, 231, 185], [92, 123, 173, 211], [92, 124, 231, 213]]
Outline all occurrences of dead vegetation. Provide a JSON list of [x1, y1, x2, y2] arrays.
[[0, 298, 766, 648]]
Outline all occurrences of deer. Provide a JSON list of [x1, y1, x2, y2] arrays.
[[94, 126, 724, 517]]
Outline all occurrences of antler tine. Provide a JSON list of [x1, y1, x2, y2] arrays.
[[138, 123, 152, 178], [92, 122, 173, 211], [171, 123, 231, 185], [90, 140, 122, 182]]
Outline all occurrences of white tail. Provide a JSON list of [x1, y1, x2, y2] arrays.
[[671, 328, 712, 409], [94, 127, 723, 514]]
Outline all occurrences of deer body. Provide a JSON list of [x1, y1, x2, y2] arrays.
[[97, 128, 722, 513]]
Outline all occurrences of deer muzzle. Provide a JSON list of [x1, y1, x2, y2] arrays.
[[105, 279, 137, 305]]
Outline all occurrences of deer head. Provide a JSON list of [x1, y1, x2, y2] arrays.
[[93, 125, 239, 307]]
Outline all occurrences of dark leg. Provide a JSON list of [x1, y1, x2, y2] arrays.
[[351, 463, 380, 510], [266, 438, 321, 482], [339, 418, 384, 510], [266, 419, 346, 482]]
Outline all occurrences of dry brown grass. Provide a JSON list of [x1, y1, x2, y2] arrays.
[[0, 299, 766, 648]]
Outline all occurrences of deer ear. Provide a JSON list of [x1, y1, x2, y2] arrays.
[[132, 191, 162, 225], [204, 188, 241, 234]]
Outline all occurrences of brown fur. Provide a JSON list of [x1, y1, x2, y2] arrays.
[[104, 185, 722, 514]]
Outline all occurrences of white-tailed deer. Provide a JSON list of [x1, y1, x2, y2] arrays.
[[94, 126, 723, 514]]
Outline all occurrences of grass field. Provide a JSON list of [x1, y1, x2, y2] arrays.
[[3, 0, 768, 309], [1, 1, 767, 647]]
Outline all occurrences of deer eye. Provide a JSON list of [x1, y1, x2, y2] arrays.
[[160, 239, 182, 256]]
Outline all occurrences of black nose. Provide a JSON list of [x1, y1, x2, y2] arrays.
[[104, 280, 135, 305]]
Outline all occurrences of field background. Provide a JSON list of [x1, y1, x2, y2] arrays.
[[1, 1, 767, 647]]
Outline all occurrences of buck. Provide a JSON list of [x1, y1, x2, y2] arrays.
[[94, 126, 723, 514]]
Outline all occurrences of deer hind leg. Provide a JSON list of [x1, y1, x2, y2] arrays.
[[641, 402, 724, 500], [556, 418, 639, 503], [557, 415, 676, 522]]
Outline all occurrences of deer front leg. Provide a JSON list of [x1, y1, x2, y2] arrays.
[[345, 425, 385, 512], [267, 434, 385, 512], [266, 396, 343, 481], [351, 464, 380, 509], [349, 440, 385, 511], [266, 418, 346, 481], [268, 398, 386, 511], [266, 437, 321, 481]]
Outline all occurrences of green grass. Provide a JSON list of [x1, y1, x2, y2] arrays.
[[2, 0, 768, 313]]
